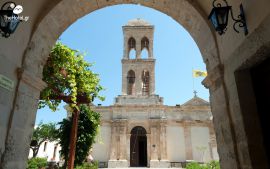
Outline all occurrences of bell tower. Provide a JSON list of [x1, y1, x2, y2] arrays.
[[115, 18, 163, 105]]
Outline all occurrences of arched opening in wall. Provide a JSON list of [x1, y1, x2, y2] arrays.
[[129, 49, 136, 59], [127, 70, 136, 95], [141, 37, 149, 59], [141, 48, 149, 59], [4, 2, 226, 169], [130, 126, 147, 167], [141, 70, 150, 96], [128, 37, 136, 59]]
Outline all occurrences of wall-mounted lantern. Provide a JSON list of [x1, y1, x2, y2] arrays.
[[208, 0, 248, 35], [0, 2, 21, 38]]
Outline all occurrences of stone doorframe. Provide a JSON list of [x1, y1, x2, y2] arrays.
[[127, 123, 150, 167], [0, 0, 251, 169]]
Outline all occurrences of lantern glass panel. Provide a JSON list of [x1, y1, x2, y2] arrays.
[[216, 7, 230, 27], [8, 15, 20, 33], [209, 10, 219, 29]]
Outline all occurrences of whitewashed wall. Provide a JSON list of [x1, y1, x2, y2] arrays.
[[28, 141, 61, 162], [191, 127, 211, 162], [212, 147, 219, 160], [166, 126, 186, 162], [92, 125, 111, 162]]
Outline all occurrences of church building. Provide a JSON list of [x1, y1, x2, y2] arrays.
[[91, 19, 218, 168]]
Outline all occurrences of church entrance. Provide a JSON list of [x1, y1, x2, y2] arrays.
[[130, 126, 147, 167]]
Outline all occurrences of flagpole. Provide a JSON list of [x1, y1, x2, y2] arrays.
[[192, 68, 195, 92]]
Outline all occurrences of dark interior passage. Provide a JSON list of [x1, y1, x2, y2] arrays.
[[130, 126, 147, 167], [251, 57, 270, 167]]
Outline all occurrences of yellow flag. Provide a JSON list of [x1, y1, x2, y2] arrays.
[[193, 70, 207, 77]]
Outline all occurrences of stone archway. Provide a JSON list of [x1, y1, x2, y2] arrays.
[[1, 1, 240, 169]]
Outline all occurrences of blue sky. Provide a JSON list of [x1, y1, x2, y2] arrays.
[[35, 4, 209, 124]]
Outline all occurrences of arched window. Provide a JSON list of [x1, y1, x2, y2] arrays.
[[128, 37, 136, 59], [141, 37, 149, 59], [129, 49, 136, 59], [141, 37, 149, 49], [141, 48, 149, 59], [127, 70, 135, 95], [141, 70, 150, 96]]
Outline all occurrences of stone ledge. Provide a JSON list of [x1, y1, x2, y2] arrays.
[[17, 68, 47, 91], [108, 160, 128, 168], [202, 64, 224, 91]]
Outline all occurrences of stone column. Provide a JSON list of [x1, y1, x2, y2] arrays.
[[123, 36, 128, 59], [109, 120, 128, 168], [160, 121, 167, 160], [149, 39, 154, 58], [184, 122, 193, 160], [127, 133, 131, 166], [109, 124, 117, 160], [1, 69, 46, 169], [150, 62, 155, 95], [150, 120, 159, 167], [150, 126, 158, 160], [135, 37, 141, 59], [147, 133, 151, 167], [203, 64, 240, 169], [159, 120, 170, 167], [119, 126, 127, 160]]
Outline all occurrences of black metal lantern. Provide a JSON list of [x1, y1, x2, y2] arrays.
[[208, 0, 248, 35], [0, 2, 21, 38]]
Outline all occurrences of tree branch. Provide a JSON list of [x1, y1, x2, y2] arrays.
[[42, 95, 90, 104]]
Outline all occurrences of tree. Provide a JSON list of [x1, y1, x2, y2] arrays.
[[38, 42, 104, 169], [58, 105, 100, 168], [39, 42, 104, 110], [30, 122, 58, 158]]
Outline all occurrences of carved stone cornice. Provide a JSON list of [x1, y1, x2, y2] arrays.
[[202, 64, 224, 91], [17, 68, 47, 91]]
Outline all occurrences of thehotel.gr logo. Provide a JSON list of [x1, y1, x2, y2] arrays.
[[0, 2, 29, 22], [11, 4, 23, 14], [0, 2, 30, 37]]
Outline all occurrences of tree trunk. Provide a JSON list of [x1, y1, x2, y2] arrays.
[[68, 108, 79, 169], [32, 147, 39, 158]]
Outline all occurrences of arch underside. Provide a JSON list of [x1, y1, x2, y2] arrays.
[[11, 0, 223, 169], [23, 0, 219, 79]]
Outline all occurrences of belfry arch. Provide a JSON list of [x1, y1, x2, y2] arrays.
[[128, 37, 136, 59], [141, 70, 150, 96], [3, 1, 269, 169], [127, 70, 136, 95]]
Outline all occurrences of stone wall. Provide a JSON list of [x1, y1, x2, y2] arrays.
[[91, 101, 217, 167], [1, 1, 270, 169]]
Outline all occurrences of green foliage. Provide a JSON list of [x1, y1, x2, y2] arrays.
[[186, 161, 220, 169], [74, 161, 98, 169], [186, 162, 203, 169], [58, 105, 101, 167], [30, 122, 58, 157], [206, 160, 220, 169], [27, 157, 47, 169], [39, 42, 104, 110]]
